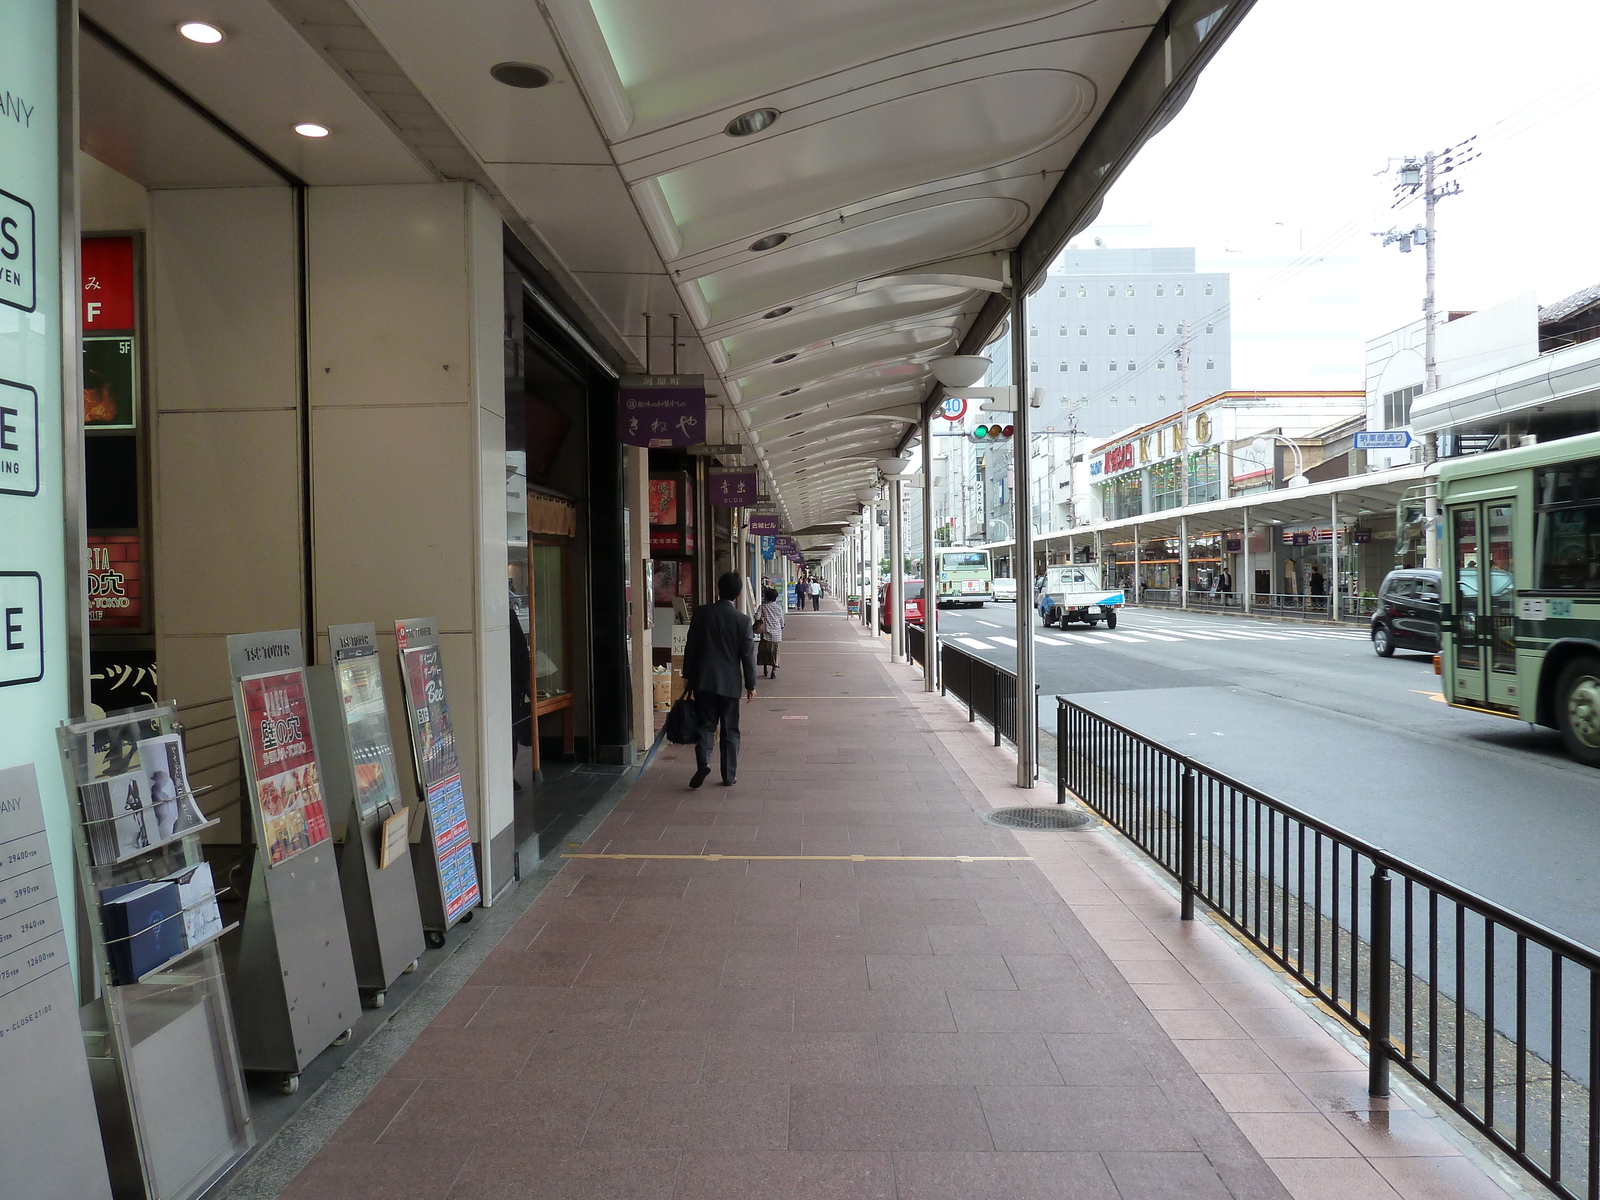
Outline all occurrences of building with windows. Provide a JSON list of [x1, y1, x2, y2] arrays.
[[1026, 246, 1232, 441]]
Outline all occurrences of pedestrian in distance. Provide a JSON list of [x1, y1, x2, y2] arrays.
[[1309, 565, 1327, 612], [809, 578, 822, 610], [1220, 568, 1234, 607], [754, 586, 785, 678], [681, 571, 758, 788]]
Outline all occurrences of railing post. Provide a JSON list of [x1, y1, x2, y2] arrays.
[[1180, 767, 1196, 921], [1368, 863, 1392, 1097], [1056, 698, 1066, 804], [993, 669, 1001, 747]]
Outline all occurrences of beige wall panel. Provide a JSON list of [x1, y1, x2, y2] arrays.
[[477, 403, 513, 846], [307, 184, 473, 407], [156, 633, 234, 708], [149, 187, 299, 412], [155, 409, 303, 636], [309, 404, 476, 632], [470, 187, 507, 421], [433, 630, 482, 844], [80, 152, 149, 231]]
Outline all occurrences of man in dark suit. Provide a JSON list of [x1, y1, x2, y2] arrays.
[[681, 571, 758, 788]]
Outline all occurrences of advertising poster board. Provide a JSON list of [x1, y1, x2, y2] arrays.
[[330, 634, 401, 824], [395, 620, 480, 926], [239, 670, 331, 867]]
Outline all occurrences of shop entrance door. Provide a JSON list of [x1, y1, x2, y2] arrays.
[[1449, 500, 1518, 711]]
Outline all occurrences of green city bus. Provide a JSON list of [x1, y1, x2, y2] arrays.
[[1438, 430, 1600, 766], [936, 548, 993, 607]]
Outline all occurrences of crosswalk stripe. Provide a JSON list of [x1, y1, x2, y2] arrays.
[[956, 637, 992, 651], [1124, 631, 1182, 642], [1033, 634, 1069, 646], [1096, 632, 1147, 643], [991, 636, 1019, 647], [977, 620, 1003, 628], [1074, 633, 1114, 644]]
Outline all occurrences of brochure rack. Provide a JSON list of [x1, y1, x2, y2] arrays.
[[309, 622, 424, 1006], [394, 618, 481, 944], [58, 704, 252, 1200], [226, 630, 361, 1093]]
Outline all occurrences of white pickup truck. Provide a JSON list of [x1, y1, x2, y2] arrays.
[[1036, 564, 1125, 630]]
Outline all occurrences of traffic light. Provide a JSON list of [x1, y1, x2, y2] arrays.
[[969, 424, 1014, 442]]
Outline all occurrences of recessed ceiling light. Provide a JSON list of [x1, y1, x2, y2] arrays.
[[294, 123, 331, 138], [773, 354, 796, 364], [783, 412, 803, 419], [780, 388, 800, 396], [490, 61, 552, 89], [750, 233, 788, 253], [725, 107, 780, 137], [763, 306, 792, 320], [786, 431, 803, 437], [178, 21, 224, 43]]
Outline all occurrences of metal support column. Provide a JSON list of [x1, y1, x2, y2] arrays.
[[864, 504, 877, 634], [1241, 506, 1252, 614], [1010, 250, 1036, 790], [920, 412, 939, 691], [889, 477, 905, 663], [1132, 525, 1140, 605], [1179, 514, 1189, 610], [1330, 492, 1340, 621]]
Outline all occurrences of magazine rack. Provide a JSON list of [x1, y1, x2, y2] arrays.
[[308, 622, 424, 1006], [225, 630, 361, 1094], [58, 704, 253, 1200]]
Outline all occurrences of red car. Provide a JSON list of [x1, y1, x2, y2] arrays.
[[879, 580, 926, 628]]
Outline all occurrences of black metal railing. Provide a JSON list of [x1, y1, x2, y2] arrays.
[[1057, 695, 1600, 1200], [940, 641, 1016, 747], [906, 622, 925, 667]]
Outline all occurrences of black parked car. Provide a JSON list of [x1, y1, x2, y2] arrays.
[[1370, 568, 1442, 656]]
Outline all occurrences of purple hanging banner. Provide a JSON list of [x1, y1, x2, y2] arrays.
[[710, 468, 757, 507], [618, 374, 706, 448], [748, 514, 781, 535]]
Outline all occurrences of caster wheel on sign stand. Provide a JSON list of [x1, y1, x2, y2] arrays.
[[425, 929, 446, 949], [278, 1074, 299, 1096], [362, 989, 387, 1010], [404, 958, 419, 974], [332, 1028, 353, 1048], [459, 910, 474, 924]]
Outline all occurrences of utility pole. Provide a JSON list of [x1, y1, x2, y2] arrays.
[[1375, 146, 1467, 570]]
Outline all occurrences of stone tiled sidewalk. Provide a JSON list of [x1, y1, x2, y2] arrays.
[[270, 602, 1526, 1200]]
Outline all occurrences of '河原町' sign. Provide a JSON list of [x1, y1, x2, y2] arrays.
[[619, 375, 705, 448]]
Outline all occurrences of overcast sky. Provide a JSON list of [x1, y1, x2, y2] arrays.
[[1068, 0, 1600, 390]]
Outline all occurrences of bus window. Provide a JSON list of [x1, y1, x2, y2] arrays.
[[1536, 501, 1600, 594], [942, 552, 988, 567]]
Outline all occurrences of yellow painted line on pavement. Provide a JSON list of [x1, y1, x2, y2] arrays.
[[1410, 689, 1447, 704], [562, 853, 1033, 863]]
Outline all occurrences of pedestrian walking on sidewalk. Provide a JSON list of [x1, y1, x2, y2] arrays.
[[681, 571, 758, 788], [809, 578, 822, 610], [1309, 565, 1326, 612], [754, 587, 785, 678]]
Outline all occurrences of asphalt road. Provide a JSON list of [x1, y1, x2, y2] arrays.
[[931, 600, 1600, 951]]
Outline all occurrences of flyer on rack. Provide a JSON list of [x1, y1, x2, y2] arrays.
[[240, 669, 331, 866], [335, 653, 401, 822]]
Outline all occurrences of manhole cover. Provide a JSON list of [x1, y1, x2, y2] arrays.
[[983, 806, 1098, 831]]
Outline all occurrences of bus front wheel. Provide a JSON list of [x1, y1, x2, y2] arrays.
[[1556, 655, 1600, 768]]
